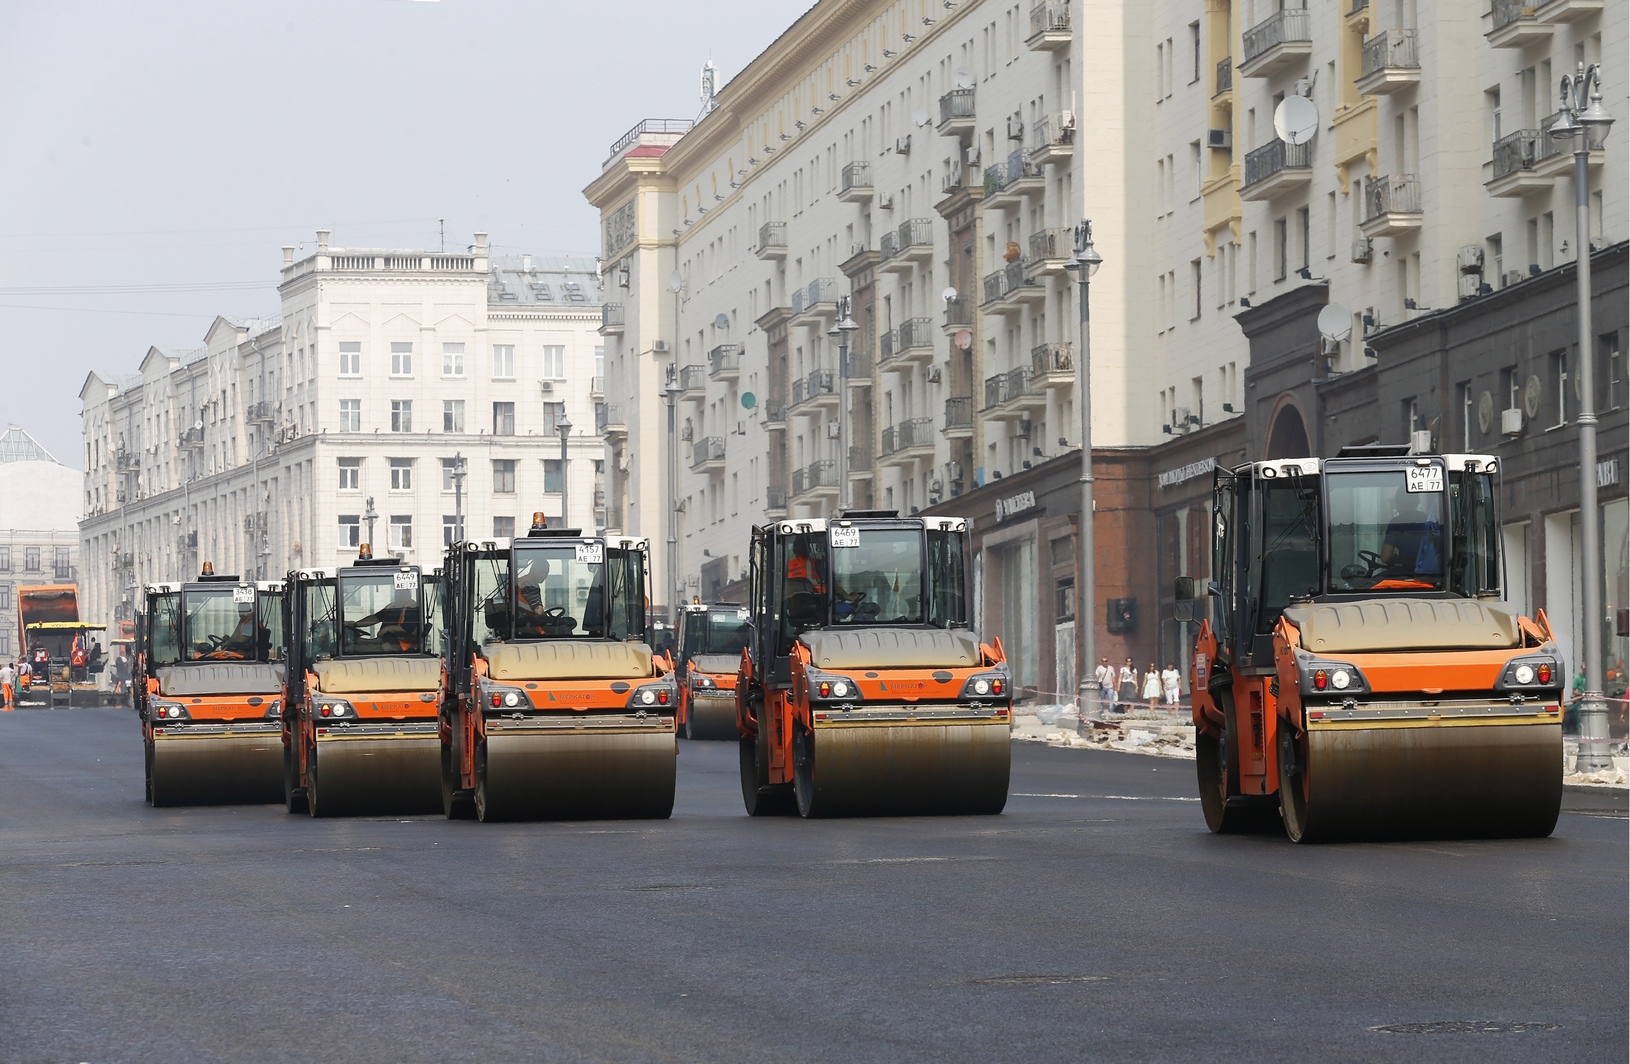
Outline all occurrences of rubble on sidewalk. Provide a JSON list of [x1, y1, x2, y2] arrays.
[[1560, 739, 1629, 788], [1011, 705, 1195, 760]]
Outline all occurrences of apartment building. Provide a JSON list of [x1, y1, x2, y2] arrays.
[[79, 234, 607, 625], [0, 428, 82, 659]]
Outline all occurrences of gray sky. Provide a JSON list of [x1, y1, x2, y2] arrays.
[[0, 0, 809, 467]]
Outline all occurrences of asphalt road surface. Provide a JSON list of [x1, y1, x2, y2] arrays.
[[0, 708, 1624, 1064]]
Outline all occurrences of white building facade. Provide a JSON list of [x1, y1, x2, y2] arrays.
[[0, 428, 84, 658], [80, 234, 608, 625]]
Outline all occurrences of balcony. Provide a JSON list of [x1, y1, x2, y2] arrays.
[[591, 376, 605, 396], [600, 302, 625, 335], [983, 150, 1044, 209], [247, 401, 276, 424], [1027, 228, 1074, 276], [790, 277, 841, 326], [943, 296, 975, 335], [1533, 111, 1605, 176], [177, 426, 204, 449], [1359, 173, 1423, 238], [880, 417, 936, 465], [765, 486, 788, 516], [880, 218, 934, 274], [847, 444, 873, 479], [1487, 0, 1555, 45], [843, 348, 872, 387], [1239, 8, 1311, 78], [1487, 130, 1552, 196], [983, 262, 1043, 314], [1030, 111, 1076, 164], [943, 396, 975, 438], [690, 436, 726, 474], [937, 87, 976, 136], [597, 403, 626, 439], [677, 364, 708, 402], [756, 221, 788, 260], [983, 368, 1045, 415], [1240, 138, 1314, 200], [115, 449, 139, 473], [881, 318, 937, 370], [791, 369, 837, 410], [791, 459, 839, 499], [1029, 342, 1074, 388], [839, 161, 873, 203], [763, 399, 787, 431], [1534, 0, 1604, 22], [1355, 29, 1420, 95], [1026, 0, 1071, 49], [709, 344, 743, 380], [1214, 57, 1233, 100]]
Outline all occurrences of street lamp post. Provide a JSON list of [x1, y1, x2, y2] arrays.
[[363, 496, 378, 552], [662, 374, 682, 616], [451, 452, 467, 542], [1066, 221, 1104, 720], [828, 296, 860, 512], [557, 413, 573, 529], [1549, 63, 1614, 773]]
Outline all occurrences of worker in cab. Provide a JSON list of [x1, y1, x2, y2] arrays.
[[786, 538, 827, 594]]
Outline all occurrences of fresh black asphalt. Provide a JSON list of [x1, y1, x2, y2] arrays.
[[0, 708, 1623, 1063]]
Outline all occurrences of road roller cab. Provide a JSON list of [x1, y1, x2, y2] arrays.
[[737, 512, 1013, 818], [676, 601, 752, 741], [439, 516, 677, 821], [280, 547, 445, 817], [1189, 448, 1565, 841], [139, 566, 286, 806]]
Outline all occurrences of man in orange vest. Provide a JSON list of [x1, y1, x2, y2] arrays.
[[786, 539, 826, 594]]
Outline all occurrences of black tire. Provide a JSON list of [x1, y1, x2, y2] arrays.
[[684, 707, 695, 742], [306, 742, 329, 818], [1197, 688, 1279, 834], [284, 742, 308, 815], [1278, 721, 1317, 843], [143, 740, 155, 806], [793, 725, 819, 818], [739, 726, 794, 817], [441, 738, 474, 820], [473, 740, 496, 822]]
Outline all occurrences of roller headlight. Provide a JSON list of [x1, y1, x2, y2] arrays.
[[973, 679, 991, 695], [1329, 669, 1351, 690], [150, 700, 189, 721], [693, 676, 714, 689], [640, 690, 656, 705], [318, 699, 355, 718], [959, 670, 1010, 700], [1496, 656, 1561, 691], [830, 681, 850, 698], [1514, 664, 1534, 685], [504, 691, 520, 707], [626, 681, 675, 709], [807, 670, 862, 702]]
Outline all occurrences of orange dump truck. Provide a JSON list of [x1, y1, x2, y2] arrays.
[[1189, 448, 1564, 842]]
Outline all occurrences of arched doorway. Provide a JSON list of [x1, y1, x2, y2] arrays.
[[1265, 402, 1311, 459]]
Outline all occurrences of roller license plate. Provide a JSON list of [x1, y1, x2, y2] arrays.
[[1406, 466, 1443, 492], [830, 527, 860, 548]]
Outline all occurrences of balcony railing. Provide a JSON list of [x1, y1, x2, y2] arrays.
[[591, 375, 605, 395], [983, 368, 1036, 409], [938, 87, 976, 127], [895, 218, 934, 255], [1243, 138, 1313, 187], [1243, 9, 1311, 65], [690, 436, 726, 470], [1031, 342, 1074, 377], [843, 348, 872, 380], [247, 401, 276, 424], [177, 426, 204, 448], [1032, 111, 1076, 154], [757, 221, 787, 256], [944, 297, 975, 330], [115, 450, 139, 472], [805, 277, 840, 310], [1029, 0, 1071, 39], [897, 317, 936, 354], [678, 364, 709, 392], [880, 417, 935, 456], [840, 161, 872, 196], [766, 486, 788, 512], [1491, 0, 1536, 30], [709, 344, 743, 377], [1028, 227, 1073, 263], [596, 403, 624, 434], [1361, 29, 1419, 78], [792, 459, 838, 495], [600, 303, 625, 330], [1492, 129, 1542, 180], [1364, 173, 1422, 222], [944, 396, 975, 431], [764, 399, 787, 424], [1215, 57, 1233, 97], [847, 443, 872, 469], [791, 370, 835, 406], [983, 267, 1013, 304]]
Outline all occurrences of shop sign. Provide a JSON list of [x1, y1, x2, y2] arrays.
[[1158, 456, 1216, 490], [994, 490, 1037, 522], [1599, 458, 1620, 489]]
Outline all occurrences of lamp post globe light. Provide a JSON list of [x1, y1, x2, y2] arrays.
[[557, 413, 573, 529], [828, 296, 860, 511], [1066, 221, 1103, 721], [1549, 62, 1614, 773]]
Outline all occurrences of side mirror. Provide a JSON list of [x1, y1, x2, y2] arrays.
[[1172, 576, 1196, 601]]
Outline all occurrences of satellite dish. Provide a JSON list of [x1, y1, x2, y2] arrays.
[[954, 329, 972, 350], [941, 286, 958, 303], [912, 108, 931, 128], [668, 270, 684, 293], [1274, 95, 1319, 146], [1317, 304, 1352, 343], [740, 391, 757, 410], [713, 313, 730, 331], [954, 68, 975, 89]]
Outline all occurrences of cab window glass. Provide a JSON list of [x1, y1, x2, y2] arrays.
[[831, 529, 924, 625], [148, 592, 181, 667], [339, 570, 425, 656], [926, 530, 967, 628], [182, 587, 260, 660]]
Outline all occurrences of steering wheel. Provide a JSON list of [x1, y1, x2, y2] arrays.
[[1357, 549, 1390, 576], [540, 605, 567, 620]]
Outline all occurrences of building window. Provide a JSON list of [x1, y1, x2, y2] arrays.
[[337, 457, 361, 491], [1551, 350, 1569, 426], [443, 399, 465, 433], [493, 459, 517, 494], [389, 458, 413, 491], [1459, 381, 1474, 451], [391, 400, 413, 433], [1056, 578, 1075, 622], [0, 585, 11, 610], [543, 459, 563, 494], [440, 457, 462, 492], [1273, 217, 1288, 281], [0, 547, 10, 572], [1188, 21, 1201, 83], [24, 547, 39, 572], [390, 342, 413, 377], [338, 341, 362, 377], [338, 515, 360, 550], [0, 632, 9, 656], [53, 547, 70, 579], [389, 515, 413, 551], [443, 515, 460, 546], [540, 402, 566, 434], [493, 344, 515, 379], [338, 399, 361, 432], [542, 345, 565, 379], [1191, 258, 1202, 320], [442, 342, 465, 378], [493, 516, 515, 539], [493, 402, 516, 436], [1297, 206, 1311, 271], [1601, 333, 1622, 411]]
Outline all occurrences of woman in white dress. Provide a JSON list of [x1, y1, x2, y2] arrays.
[[1142, 663, 1161, 712]]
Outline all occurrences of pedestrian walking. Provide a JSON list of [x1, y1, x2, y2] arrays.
[[1, 660, 15, 711], [1161, 661, 1182, 711], [1142, 663, 1161, 712], [1117, 658, 1137, 711], [1094, 657, 1116, 715]]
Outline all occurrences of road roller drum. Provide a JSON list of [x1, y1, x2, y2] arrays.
[[148, 731, 283, 806], [685, 693, 738, 741], [475, 728, 676, 821], [307, 733, 442, 817], [793, 719, 1010, 818]]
